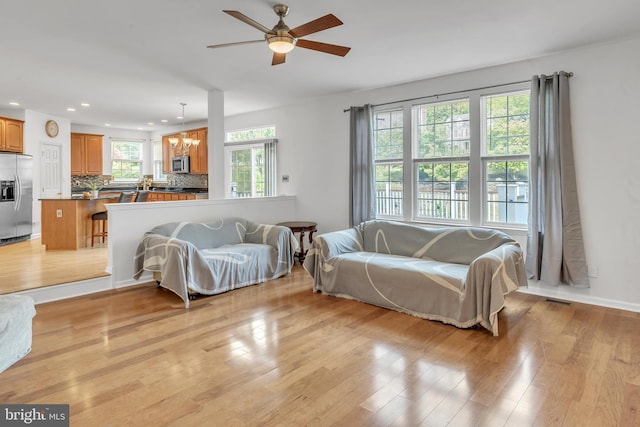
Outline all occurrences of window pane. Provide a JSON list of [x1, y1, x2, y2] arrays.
[[153, 142, 167, 181], [414, 99, 470, 159], [374, 109, 403, 160], [227, 126, 276, 142], [112, 160, 142, 180], [484, 92, 530, 156], [254, 147, 265, 197], [228, 146, 268, 198], [375, 164, 403, 216], [112, 142, 142, 161], [111, 141, 143, 181], [485, 160, 529, 224], [230, 149, 252, 197], [416, 162, 468, 220]]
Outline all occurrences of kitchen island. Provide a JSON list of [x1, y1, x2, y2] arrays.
[[41, 196, 119, 250]]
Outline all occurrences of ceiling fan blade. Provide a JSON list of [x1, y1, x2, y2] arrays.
[[289, 14, 343, 38], [207, 40, 264, 49], [295, 39, 351, 57], [223, 10, 273, 34], [272, 52, 286, 66]]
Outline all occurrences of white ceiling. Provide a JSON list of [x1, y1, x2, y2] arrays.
[[1, 0, 639, 131]]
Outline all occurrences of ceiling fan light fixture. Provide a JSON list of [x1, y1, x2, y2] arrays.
[[267, 35, 296, 53]]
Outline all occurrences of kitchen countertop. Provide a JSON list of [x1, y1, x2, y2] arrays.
[[71, 186, 208, 194], [40, 195, 120, 201]]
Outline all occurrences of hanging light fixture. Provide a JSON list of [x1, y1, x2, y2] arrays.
[[168, 103, 200, 153]]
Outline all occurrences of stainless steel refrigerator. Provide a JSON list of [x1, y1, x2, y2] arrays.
[[0, 153, 32, 245]]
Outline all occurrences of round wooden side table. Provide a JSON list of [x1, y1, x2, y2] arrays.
[[276, 221, 318, 264]]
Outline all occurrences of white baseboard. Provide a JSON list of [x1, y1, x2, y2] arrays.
[[518, 280, 640, 313], [13, 272, 154, 305], [15, 277, 113, 305], [115, 272, 152, 289]]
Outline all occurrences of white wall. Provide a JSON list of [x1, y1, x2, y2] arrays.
[[223, 35, 640, 309], [23, 110, 71, 233]]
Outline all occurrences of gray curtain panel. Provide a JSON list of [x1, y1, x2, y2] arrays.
[[349, 105, 375, 227], [526, 72, 589, 287]]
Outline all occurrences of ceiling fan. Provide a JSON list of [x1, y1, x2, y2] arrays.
[[207, 4, 351, 66]]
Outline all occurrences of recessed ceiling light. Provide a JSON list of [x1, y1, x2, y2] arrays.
[[67, 107, 76, 112], [81, 103, 91, 107], [147, 122, 154, 126], [9, 102, 20, 106], [137, 127, 143, 130], [176, 116, 183, 120], [161, 119, 168, 123], [105, 123, 111, 127]]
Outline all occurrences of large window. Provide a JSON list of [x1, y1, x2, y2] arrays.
[[111, 141, 143, 181], [225, 126, 277, 198], [483, 91, 530, 225], [373, 84, 530, 227], [414, 99, 470, 221], [374, 110, 403, 216]]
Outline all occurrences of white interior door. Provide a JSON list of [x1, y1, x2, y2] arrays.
[[40, 142, 62, 198]]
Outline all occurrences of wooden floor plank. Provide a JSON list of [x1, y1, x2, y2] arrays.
[[0, 237, 108, 293], [1, 266, 640, 426]]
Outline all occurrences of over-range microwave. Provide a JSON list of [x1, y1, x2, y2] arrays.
[[171, 155, 190, 173]]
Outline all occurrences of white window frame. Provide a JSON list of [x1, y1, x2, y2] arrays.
[[111, 140, 143, 182], [224, 125, 277, 199], [152, 140, 167, 182], [373, 82, 530, 229], [373, 108, 405, 219], [224, 142, 267, 198]]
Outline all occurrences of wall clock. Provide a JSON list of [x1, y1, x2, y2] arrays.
[[45, 120, 59, 138]]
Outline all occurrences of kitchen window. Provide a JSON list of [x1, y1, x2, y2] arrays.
[[225, 126, 277, 198], [153, 140, 167, 182], [373, 83, 530, 227], [111, 140, 143, 181]]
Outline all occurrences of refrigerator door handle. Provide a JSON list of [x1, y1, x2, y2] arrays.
[[15, 173, 21, 211]]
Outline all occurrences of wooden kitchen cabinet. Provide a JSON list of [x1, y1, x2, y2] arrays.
[[146, 192, 197, 201], [161, 135, 175, 174], [71, 133, 103, 175], [188, 128, 208, 174], [161, 127, 208, 174], [0, 116, 24, 153]]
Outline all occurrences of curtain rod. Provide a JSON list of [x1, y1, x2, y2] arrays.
[[343, 71, 573, 112]]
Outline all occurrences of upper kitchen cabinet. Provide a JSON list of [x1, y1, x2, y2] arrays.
[[162, 127, 208, 174], [71, 133, 103, 175], [162, 134, 177, 174], [188, 128, 208, 174], [0, 116, 24, 153]]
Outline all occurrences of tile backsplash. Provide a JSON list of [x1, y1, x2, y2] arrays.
[[166, 174, 208, 188], [71, 174, 208, 189]]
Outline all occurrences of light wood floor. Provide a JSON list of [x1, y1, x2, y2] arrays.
[[2, 266, 639, 426], [0, 238, 108, 294]]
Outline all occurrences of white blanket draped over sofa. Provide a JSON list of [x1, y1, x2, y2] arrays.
[[134, 217, 297, 307], [303, 220, 527, 335]]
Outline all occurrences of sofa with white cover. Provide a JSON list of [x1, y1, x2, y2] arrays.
[[303, 220, 527, 335]]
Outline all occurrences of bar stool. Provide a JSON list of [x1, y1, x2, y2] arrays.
[[91, 192, 135, 247]]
